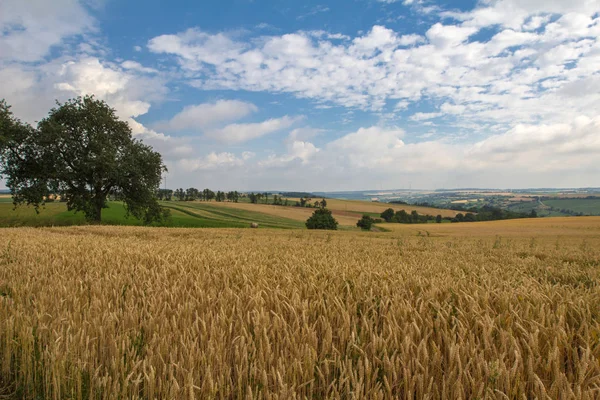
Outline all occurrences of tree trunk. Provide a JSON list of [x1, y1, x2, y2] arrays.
[[92, 187, 104, 223], [93, 202, 102, 223]]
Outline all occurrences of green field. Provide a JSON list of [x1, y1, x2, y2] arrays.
[[506, 200, 569, 217], [544, 198, 600, 215], [0, 201, 305, 229]]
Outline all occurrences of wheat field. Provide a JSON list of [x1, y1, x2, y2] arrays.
[[1, 220, 600, 399]]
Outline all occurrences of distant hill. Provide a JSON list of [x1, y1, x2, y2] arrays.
[[280, 192, 316, 198]]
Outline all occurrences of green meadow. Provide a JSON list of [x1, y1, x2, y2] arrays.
[[0, 200, 305, 229]]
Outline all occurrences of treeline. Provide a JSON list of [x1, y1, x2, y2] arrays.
[[379, 205, 537, 225], [157, 188, 241, 202], [411, 201, 469, 212], [295, 197, 327, 208], [380, 208, 438, 224], [280, 192, 315, 198], [155, 189, 315, 208], [247, 193, 290, 206]]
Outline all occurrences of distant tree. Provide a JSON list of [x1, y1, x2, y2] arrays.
[[356, 215, 374, 231], [306, 208, 338, 230], [157, 189, 173, 201], [381, 208, 395, 222], [300, 197, 307, 207], [529, 209, 538, 218], [464, 212, 476, 222], [207, 189, 216, 201], [410, 210, 419, 223], [216, 191, 226, 202], [320, 198, 327, 208], [174, 188, 185, 201], [263, 192, 269, 204], [248, 192, 258, 204], [0, 96, 167, 223], [185, 188, 199, 201], [314, 200, 320, 208], [394, 210, 409, 223], [435, 214, 442, 223]]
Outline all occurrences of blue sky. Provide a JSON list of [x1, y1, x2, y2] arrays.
[[1, 0, 600, 191]]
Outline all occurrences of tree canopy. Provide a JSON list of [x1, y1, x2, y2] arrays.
[[305, 208, 338, 230], [356, 215, 374, 231], [0, 96, 168, 224]]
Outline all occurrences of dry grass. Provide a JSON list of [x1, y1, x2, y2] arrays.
[[1, 220, 600, 399]]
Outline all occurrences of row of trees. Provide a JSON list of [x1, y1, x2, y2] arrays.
[[380, 205, 537, 225], [296, 197, 327, 208], [170, 188, 241, 202], [380, 208, 437, 224]]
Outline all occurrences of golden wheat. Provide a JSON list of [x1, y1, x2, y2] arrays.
[[1, 221, 599, 399]]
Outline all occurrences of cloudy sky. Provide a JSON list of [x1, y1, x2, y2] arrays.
[[1, 0, 599, 191]]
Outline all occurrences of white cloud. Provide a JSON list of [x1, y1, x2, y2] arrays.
[[287, 127, 324, 142], [0, 0, 94, 62], [146, 3, 600, 133], [205, 115, 302, 144], [177, 152, 247, 172], [154, 100, 258, 132], [259, 140, 320, 167], [121, 60, 157, 74], [410, 112, 442, 121], [425, 23, 478, 48], [185, 118, 600, 190]]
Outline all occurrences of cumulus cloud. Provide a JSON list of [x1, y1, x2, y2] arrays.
[[177, 152, 248, 172], [180, 118, 600, 190], [205, 115, 303, 144], [0, 0, 94, 62], [287, 127, 324, 142], [154, 100, 258, 132], [146, 5, 600, 133]]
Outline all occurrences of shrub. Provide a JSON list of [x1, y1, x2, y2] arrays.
[[356, 215, 374, 231], [305, 208, 338, 230]]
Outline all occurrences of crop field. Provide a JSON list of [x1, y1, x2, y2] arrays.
[[305, 198, 460, 218], [544, 199, 600, 216], [1, 218, 599, 399]]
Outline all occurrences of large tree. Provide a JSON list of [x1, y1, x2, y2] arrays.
[[0, 96, 168, 224]]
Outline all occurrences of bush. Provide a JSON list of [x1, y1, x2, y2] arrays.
[[356, 215, 374, 231], [380, 208, 395, 222], [305, 208, 338, 230]]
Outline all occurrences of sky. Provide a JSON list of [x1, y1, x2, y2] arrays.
[[1, 0, 600, 191]]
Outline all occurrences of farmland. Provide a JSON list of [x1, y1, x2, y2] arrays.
[[544, 198, 600, 216], [1, 218, 600, 398], [0, 198, 457, 229]]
